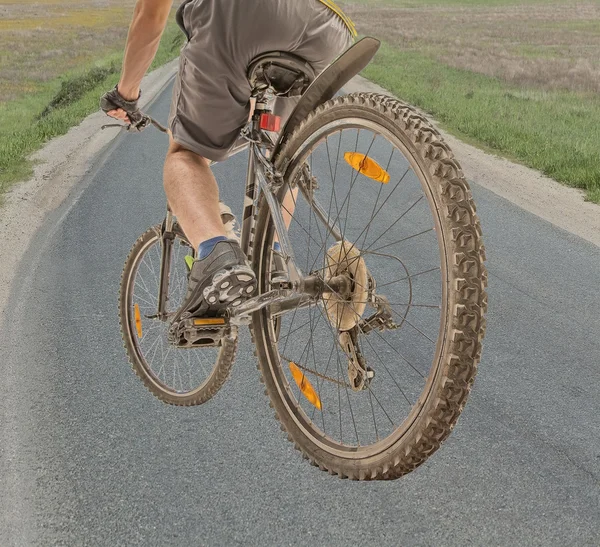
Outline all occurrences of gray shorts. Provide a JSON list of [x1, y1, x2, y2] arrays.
[[168, 0, 354, 162]]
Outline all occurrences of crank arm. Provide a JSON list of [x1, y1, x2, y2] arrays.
[[268, 293, 314, 317], [229, 290, 315, 325]]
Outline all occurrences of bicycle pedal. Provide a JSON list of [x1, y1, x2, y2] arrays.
[[169, 316, 229, 348]]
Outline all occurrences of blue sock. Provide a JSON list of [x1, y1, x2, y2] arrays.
[[198, 236, 228, 259], [273, 242, 281, 253]]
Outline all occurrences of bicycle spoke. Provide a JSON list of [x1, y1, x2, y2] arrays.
[[362, 195, 426, 253], [315, 304, 361, 445], [367, 228, 435, 255], [375, 266, 440, 289], [359, 146, 396, 252]]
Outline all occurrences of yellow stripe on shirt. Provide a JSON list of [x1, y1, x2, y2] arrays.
[[318, 0, 358, 38]]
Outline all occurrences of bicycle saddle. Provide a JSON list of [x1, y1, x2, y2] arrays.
[[247, 51, 316, 97]]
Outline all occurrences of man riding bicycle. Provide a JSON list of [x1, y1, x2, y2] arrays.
[[101, 0, 355, 325]]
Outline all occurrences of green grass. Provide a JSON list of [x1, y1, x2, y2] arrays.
[[349, 0, 583, 6], [362, 41, 600, 202], [0, 21, 184, 200]]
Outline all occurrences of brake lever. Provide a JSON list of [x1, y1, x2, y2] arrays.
[[101, 113, 168, 134]]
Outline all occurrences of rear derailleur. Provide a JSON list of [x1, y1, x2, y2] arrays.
[[339, 326, 374, 392], [359, 275, 398, 334], [338, 279, 399, 391]]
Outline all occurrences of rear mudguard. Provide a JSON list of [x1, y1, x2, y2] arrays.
[[273, 37, 381, 158]]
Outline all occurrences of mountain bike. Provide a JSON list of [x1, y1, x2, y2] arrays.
[[117, 38, 487, 480]]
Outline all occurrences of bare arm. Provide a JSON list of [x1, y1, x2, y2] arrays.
[[107, 0, 173, 120]]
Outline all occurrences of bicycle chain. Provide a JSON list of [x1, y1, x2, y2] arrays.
[[170, 323, 351, 387], [280, 354, 352, 388]]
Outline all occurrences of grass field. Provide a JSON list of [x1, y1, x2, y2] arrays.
[[0, 1, 184, 201], [344, 0, 600, 202], [0, 1, 138, 103], [2, 0, 600, 204]]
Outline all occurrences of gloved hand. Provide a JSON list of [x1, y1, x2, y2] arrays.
[[100, 86, 145, 129]]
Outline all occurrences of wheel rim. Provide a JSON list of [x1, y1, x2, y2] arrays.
[[261, 118, 449, 457], [124, 231, 223, 397]]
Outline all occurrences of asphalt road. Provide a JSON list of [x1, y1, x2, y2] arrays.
[[1, 83, 599, 546]]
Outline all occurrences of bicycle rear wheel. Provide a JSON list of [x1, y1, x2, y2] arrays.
[[251, 93, 487, 479]]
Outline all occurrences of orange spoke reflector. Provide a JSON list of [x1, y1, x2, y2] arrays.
[[134, 303, 143, 338], [193, 318, 226, 326], [289, 362, 322, 410], [344, 152, 390, 184]]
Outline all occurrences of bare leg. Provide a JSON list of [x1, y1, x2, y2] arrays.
[[281, 187, 298, 231], [272, 188, 298, 247], [163, 137, 225, 250]]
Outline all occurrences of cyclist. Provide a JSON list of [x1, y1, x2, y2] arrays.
[[101, 0, 355, 323]]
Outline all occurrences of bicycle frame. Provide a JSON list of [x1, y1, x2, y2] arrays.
[[157, 111, 347, 327], [151, 38, 383, 325], [231, 112, 315, 324], [151, 114, 310, 326]]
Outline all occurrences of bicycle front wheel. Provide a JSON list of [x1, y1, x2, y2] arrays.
[[119, 225, 237, 405], [251, 93, 487, 479]]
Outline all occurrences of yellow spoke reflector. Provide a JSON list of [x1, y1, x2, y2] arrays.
[[193, 317, 226, 326], [289, 362, 322, 410], [134, 303, 143, 339], [344, 152, 390, 184]]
